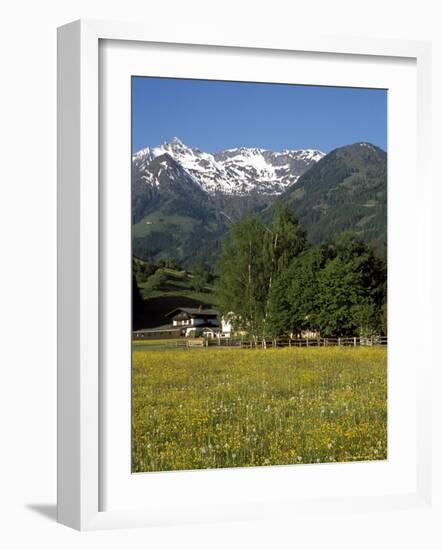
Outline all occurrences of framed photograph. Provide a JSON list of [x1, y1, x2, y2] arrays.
[[57, 19, 433, 530]]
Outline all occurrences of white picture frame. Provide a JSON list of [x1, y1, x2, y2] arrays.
[[57, 19, 433, 531]]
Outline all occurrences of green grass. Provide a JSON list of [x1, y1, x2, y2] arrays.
[[132, 213, 197, 238], [132, 339, 184, 351], [136, 267, 215, 302], [132, 347, 387, 472], [289, 186, 306, 201], [133, 338, 182, 346]]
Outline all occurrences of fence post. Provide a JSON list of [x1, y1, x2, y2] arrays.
[[354, 337, 357, 347], [306, 338, 309, 347], [338, 337, 341, 347]]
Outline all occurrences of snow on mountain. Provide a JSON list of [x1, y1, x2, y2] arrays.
[[132, 137, 325, 196]]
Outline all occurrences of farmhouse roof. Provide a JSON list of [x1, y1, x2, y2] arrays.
[[186, 325, 219, 331], [165, 307, 219, 318]]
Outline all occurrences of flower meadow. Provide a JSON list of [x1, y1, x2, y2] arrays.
[[132, 347, 387, 472]]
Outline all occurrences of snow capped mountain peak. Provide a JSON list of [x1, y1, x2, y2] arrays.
[[170, 136, 184, 145], [152, 137, 192, 157], [132, 139, 325, 196], [163, 136, 189, 152]]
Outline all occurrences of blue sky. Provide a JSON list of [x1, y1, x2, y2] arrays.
[[132, 77, 387, 154]]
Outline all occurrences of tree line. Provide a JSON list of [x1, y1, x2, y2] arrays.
[[215, 202, 386, 339]]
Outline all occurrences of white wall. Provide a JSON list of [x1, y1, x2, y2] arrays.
[[0, 1, 441, 548], [221, 319, 233, 335]]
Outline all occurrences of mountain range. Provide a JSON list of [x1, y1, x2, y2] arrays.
[[132, 137, 324, 197], [132, 138, 387, 266]]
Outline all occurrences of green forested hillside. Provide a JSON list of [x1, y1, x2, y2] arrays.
[[132, 143, 387, 268], [279, 143, 387, 249], [132, 154, 229, 266]]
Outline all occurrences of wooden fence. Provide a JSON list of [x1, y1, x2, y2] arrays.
[[180, 336, 388, 350], [136, 336, 387, 351], [233, 336, 387, 349]]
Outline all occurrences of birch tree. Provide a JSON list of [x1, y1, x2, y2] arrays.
[[216, 204, 306, 340], [215, 214, 268, 339]]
